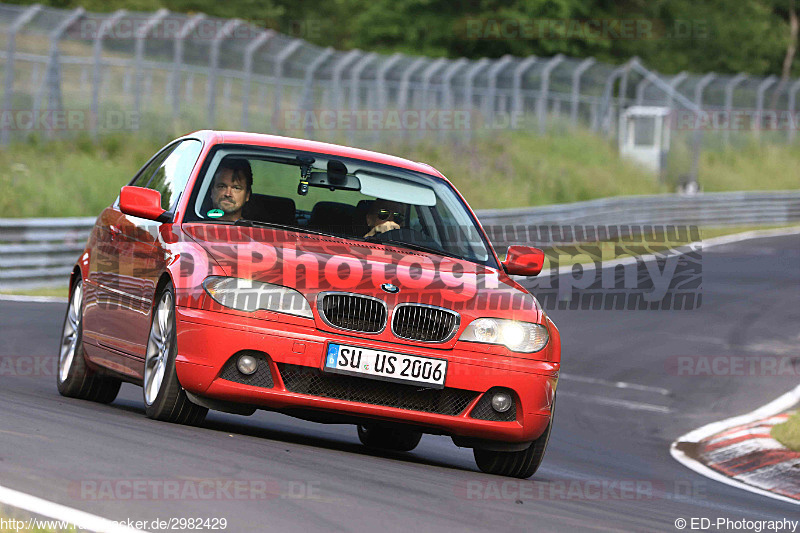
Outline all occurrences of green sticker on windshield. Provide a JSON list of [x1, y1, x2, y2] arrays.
[[207, 209, 224, 218]]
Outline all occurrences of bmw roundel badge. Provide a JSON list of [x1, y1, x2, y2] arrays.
[[381, 283, 400, 294]]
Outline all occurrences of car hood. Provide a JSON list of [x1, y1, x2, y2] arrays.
[[182, 224, 541, 321]]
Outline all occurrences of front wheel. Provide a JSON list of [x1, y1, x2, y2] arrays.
[[56, 279, 121, 403], [473, 420, 553, 478], [357, 425, 422, 452], [143, 284, 207, 425]]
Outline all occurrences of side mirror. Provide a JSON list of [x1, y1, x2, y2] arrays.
[[119, 186, 169, 222], [502, 246, 545, 276]]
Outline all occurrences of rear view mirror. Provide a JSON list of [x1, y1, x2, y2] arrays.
[[119, 186, 169, 222], [502, 246, 545, 276], [307, 171, 361, 191]]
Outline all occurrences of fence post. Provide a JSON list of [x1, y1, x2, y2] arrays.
[[512, 56, 537, 123], [484, 54, 512, 125], [207, 19, 244, 127], [331, 49, 362, 112], [617, 56, 637, 113], [397, 57, 428, 111], [91, 10, 127, 138], [1, 4, 43, 146], [347, 52, 377, 143], [172, 13, 205, 121], [537, 54, 563, 134], [375, 53, 403, 111], [241, 30, 274, 131], [437, 58, 468, 141], [694, 73, 715, 108], [463, 58, 489, 112], [36, 7, 84, 139], [788, 78, 800, 143], [755, 75, 777, 140], [271, 39, 305, 132], [723, 73, 747, 146], [133, 9, 168, 119], [441, 58, 468, 111], [420, 57, 447, 111], [296, 47, 333, 138], [570, 57, 594, 128]]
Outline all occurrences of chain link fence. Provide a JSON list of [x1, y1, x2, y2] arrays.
[[0, 3, 798, 184]]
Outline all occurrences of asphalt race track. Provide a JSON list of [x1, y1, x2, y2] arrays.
[[1, 234, 798, 532]]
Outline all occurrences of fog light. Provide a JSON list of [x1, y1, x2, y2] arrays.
[[237, 354, 258, 375], [491, 392, 513, 413]]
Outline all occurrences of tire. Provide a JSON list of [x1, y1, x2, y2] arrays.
[[473, 413, 554, 479], [143, 284, 207, 425], [357, 425, 422, 452], [57, 279, 121, 404]]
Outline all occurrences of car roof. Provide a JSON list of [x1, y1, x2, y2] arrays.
[[186, 130, 446, 179]]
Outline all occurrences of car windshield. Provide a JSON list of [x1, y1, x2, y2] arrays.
[[184, 146, 497, 268]]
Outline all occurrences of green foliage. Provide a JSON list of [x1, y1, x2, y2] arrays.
[[4, 0, 796, 75], [772, 411, 800, 451], [1, 127, 798, 218]]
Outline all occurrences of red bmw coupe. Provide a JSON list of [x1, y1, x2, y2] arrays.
[[57, 131, 560, 478]]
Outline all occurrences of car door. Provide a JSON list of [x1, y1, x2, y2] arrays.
[[82, 142, 193, 374], [112, 139, 203, 365]]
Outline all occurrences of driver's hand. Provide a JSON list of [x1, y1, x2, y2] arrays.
[[364, 220, 400, 237]]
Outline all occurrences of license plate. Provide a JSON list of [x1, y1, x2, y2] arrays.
[[323, 343, 447, 389]]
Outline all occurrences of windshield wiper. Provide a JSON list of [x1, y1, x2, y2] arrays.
[[234, 219, 329, 237], [372, 238, 464, 260]]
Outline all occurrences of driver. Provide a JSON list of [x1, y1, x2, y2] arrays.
[[364, 199, 406, 238], [210, 159, 252, 221]]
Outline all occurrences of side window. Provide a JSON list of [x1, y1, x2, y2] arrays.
[[131, 144, 178, 188], [143, 140, 203, 210]]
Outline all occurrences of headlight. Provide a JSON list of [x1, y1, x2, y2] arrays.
[[459, 318, 548, 352], [202, 276, 313, 318]]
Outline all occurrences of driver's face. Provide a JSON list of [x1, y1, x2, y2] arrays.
[[366, 201, 403, 228], [211, 169, 250, 221]]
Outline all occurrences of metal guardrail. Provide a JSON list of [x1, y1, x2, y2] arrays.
[[1, 192, 798, 289], [0, 217, 94, 289]]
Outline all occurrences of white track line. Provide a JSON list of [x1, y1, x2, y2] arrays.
[[558, 391, 672, 413], [0, 484, 148, 532], [670, 383, 800, 507], [0, 294, 67, 304], [559, 373, 671, 396]]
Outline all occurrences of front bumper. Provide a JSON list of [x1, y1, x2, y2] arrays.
[[174, 307, 558, 443]]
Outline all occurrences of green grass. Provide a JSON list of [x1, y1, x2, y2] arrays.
[[0, 286, 69, 297], [772, 411, 800, 452], [1, 127, 798, 218]]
